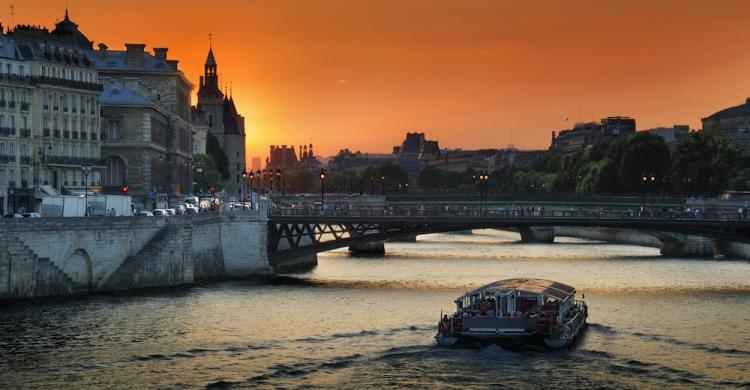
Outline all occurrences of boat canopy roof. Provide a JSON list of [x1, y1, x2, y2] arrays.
[[462, 278, 576, 301]]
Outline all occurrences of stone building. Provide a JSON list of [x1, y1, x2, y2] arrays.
[[191, 46, 246, 199], [0, 15, 103, 215], [701, 98, 750, 151], [392, 132, 441, 185], [550, 116, 636, 153], [92, 43, 194, 208]]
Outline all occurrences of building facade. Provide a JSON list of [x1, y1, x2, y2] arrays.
[[0, 16, 103, 215], [701, 98, 750, 151], [93, 42, 194, 208], [550, 116, 636, 153], [192, 47, 246, 199]]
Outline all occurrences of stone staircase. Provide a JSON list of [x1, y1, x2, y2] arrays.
[[1, 235, 77, 298]]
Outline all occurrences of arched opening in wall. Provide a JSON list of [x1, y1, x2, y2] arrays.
[[104, 156, 126, 188], [65, 249, 93, 292]]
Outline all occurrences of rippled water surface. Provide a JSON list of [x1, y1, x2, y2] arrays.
[[2, 230, 750, 389]]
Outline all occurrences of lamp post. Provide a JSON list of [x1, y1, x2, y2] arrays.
[[249, 170, 254, 210], [381, 175, 385, 195], [242, 170, 247, 205], [320, 169, 326, 210], [255, 169, 261, 194], [82, 163, 91, 216], [370, 176, 374, 196], [478, 170, 489, 214], [359, 176, 364, 195], [276, 169, 281, 193]]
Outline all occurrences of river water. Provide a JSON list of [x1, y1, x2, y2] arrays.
[[1, 230, 749, 389]]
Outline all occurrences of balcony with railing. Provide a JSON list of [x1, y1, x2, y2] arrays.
[[0, 100, 5, 108], [0, 127, 16, 137], [91, 132, 98, 141], [43, 128, 50, 137], [72, 131, 79, 139], [0, 73, 104, 92], [20, 102, 29, 111], [45, 156, 104, 167], [54, 129, 61, 138], [19, 129, 31, 138], [0, 155, 16, 163], [20, 156, 31, 165], [63, 130, 70, 139], [81, 132, 87, 140], [8, 101, 15, 109]]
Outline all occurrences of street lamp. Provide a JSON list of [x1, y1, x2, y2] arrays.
[[359, 176, 364, 195], [370, 176, 375, 196], [242, 170, 247, 205], [320, 169, 326, 209], [276, 169, 281, 192], [255, 169, 261, 194], [82, 164, 91, 216], [249, 170, 255, 209], [478, 170, 489, 214], [381, 175, 385, 195]]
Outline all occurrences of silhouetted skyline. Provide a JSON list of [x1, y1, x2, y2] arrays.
[[12, 0, 750, 157]]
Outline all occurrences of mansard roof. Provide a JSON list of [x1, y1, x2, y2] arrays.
[[51, 10, 94, 50], [100, 81, 151, 106], [702, 99, 750, 122]]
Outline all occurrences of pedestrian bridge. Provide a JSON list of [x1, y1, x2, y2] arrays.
[[267, 205, 750, 265]]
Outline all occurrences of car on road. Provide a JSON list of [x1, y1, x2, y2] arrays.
[[135, 211, 154, 217], [3, 213, 23, 218], [152, 209, 168, 216], [165, 208, 176, 216], [22, 213, 41, 218]]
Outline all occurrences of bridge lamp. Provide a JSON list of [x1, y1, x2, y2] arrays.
[[320, 169, 327, 209]]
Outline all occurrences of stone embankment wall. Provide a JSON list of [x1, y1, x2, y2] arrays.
[[0, 212, 270, 301]]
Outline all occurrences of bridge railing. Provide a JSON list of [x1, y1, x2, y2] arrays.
[[268, 206, 749, 222]]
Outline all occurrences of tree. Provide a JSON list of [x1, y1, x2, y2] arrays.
[[206, 133, 230, 181], [670, 130, 744, 196], [193, 154, 224, 192], [615, 133, 671, 194]]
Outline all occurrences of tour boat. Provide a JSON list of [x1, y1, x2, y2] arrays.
[[436, 278, 587, 349]]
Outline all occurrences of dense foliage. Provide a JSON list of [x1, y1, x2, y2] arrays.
[[206, 133, 230, 181], [418, 130, 749, 196], [193, 154, 225, 192]]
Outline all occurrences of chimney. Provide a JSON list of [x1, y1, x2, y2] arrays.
[[153, 47, 168, 61], [167, 59, 179, 70], [125, 43, 146, 67], [98, 43, 108, 51]]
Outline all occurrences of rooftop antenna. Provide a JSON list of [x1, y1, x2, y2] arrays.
[[9, 4, 15, 28], [208, 32, 212, 49]]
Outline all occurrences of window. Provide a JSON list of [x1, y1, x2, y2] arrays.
[[0, 169, 4, 184], [54, 117, 59, 130], [21, 168, 27, 182], [72, 145, 77, 157], [41, 66, 46, 77], [9, 89, 14, 102], [21, 91, 27, 103], [9, 116, 14, 129], [0, 115, 4, 127], [8, 143, 14, 156], [0, 143, 4, 155], [108, 121, 120, 141], [43, 94, 48, 109], [9, 169, 15, 183], [18, 65, 24, 76], [20, 144, 26, 156], [6, 64, 11, 74], [104, 156, 126, 186], [21, 117, 27, 130], [43, 117, 49, 130], [209, 114, 213, 127]]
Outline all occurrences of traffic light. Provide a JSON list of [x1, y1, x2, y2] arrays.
[[120, 184, 129, 194]]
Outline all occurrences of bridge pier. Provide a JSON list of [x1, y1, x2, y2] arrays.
[[517, 226, 556, 243], [349, 241, 386, 255], [652, 233, 715, 258]]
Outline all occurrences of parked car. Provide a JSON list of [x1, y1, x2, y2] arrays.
[[3, 213, 23, 218], [174, 205, 186, 215], [185, 207, 199, 214], [165, 208, 176, 216], [22, 213, 41, 218], [135, 211, 154, 217], [153, 209, 168, 216]]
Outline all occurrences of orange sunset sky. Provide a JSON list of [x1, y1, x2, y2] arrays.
[[9, 0, 750, 159]]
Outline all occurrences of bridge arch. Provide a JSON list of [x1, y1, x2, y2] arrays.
[[63, 249, 93, 292]]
